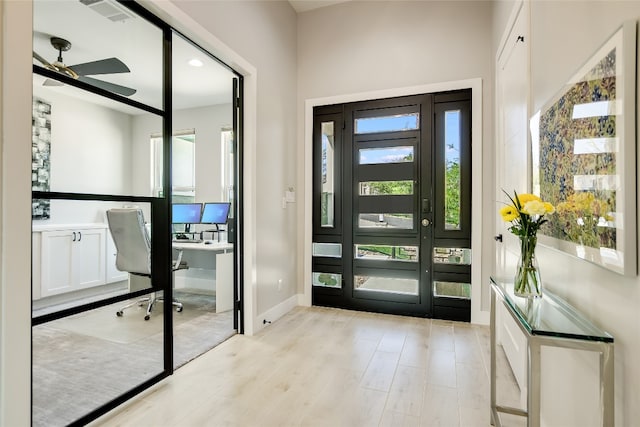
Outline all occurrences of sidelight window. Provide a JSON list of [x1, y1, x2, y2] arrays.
[[444, 110, 462, 230], [321, 122, 336, 228]]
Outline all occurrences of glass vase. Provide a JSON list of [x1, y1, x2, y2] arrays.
[[514, 235, 542, 298]]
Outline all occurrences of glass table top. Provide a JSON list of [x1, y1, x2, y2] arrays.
[[490, 277, 613, 343]]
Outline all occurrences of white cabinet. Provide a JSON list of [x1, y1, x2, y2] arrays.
[[40, 227, 106, 297]]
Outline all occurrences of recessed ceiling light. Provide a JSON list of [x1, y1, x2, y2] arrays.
[[188, 58, 204, 67]]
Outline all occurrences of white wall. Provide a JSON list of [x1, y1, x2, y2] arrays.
[[493, 1, 640, 425], [170, 1, 299, 319], [130, 103, 232, 203], [297, 1, 494, 312]]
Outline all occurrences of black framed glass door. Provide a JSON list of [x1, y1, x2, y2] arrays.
[[30, 1, 245, 425], [312, 91, 471, 320]]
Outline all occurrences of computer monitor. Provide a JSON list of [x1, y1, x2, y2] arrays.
[[201, 202, 231, 224], [172, 203, 202, 233]]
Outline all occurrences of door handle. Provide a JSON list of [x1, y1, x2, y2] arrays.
[[78, 231, 82, 242], [72, 232, 76, 242], [421, 218, 431, 227], [494, 234, 503, 242]]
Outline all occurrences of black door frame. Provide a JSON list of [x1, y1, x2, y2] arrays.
[[312, 90, 472, 320], [30, 1, 245, 425]]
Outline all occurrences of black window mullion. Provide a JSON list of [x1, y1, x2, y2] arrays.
[[160, 27, 173, 375]]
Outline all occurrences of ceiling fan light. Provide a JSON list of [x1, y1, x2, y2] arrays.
[[188, 58, 204, 67]]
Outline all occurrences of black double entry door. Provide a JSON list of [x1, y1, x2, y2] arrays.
[[312, 90, 472, 321]]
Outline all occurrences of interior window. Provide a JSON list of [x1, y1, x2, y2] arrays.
[[151, 130, 196, 202], [221, 128, 235, 213]]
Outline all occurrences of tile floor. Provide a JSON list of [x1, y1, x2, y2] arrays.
[[92, 306, 526, 427]]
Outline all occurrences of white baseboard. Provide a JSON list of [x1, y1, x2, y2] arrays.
[[472, 310, 490, 326], [297, 292, 310, 307], [255, 294, 299, 332]]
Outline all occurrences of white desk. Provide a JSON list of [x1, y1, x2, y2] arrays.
[[172, 240, 234, 312]]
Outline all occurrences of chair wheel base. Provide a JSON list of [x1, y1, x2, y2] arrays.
[[144, 315, 150, 321], [116, 311, 123, 317]]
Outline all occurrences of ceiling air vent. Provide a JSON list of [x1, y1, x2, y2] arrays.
[[79, 0, 136, 23]]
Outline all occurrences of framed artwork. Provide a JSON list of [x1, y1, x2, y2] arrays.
[[531, 21, 637, 276], [32, 97, 51, 220]]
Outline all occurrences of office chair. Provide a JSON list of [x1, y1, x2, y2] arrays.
[[106, 208, 187, 321]]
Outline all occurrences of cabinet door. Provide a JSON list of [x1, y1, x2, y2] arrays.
[[41, 230, 75, 297], [74, 228, 106, 289]]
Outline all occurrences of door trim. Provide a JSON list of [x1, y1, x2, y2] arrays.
[[304, 78, 487, 324]]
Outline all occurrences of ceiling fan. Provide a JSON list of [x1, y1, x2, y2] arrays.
[[33, 36, 136, 97]]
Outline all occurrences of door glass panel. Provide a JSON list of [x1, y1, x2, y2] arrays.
[[354, 113, 419, 134], [312, 272, 342, 288], [355, 244, 418, 262], [433, 281, 471, 299], [444, 110, 462, 230], [321, 121, 335, 227], [359, 180, 413, 196], [354, 275, 419, 295], [32, 77, 162, 197], [171, 32, 237, 370], [32, 295, 164, 427], [32, 199, 154, 317], [433, 247, 472, 265], [358, 213, 413, 229], [33, 0, 163, 109], [359, 146, 413, 164], [312, 242, 342, 258]]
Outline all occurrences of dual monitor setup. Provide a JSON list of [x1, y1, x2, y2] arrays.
[[172, 202, 231, 243]]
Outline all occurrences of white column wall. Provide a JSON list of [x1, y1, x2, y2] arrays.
[[0, 1, 33, 424]]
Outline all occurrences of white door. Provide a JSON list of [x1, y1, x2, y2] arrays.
[[41, 230, 75, 297], [75, 228, 106, 289], [495, 2, 530, 278], [495, 2, 530, 403]]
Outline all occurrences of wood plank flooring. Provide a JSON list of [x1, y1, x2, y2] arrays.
[[91, 306, 522, 427]]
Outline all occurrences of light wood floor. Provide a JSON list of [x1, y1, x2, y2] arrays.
[[92, 306, 523, 427]]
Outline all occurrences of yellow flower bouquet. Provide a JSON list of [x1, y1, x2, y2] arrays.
[[499, 191, 555, 297]]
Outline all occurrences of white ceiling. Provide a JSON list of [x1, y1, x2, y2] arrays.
[[33, 0, 234, 114], [289, 0, 351, 13]]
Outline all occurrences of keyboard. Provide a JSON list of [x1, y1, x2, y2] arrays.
[[172, 239, 203, 244]]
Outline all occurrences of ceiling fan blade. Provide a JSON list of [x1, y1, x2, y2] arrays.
[[78, 76, 137, 97], [33, 51, 57, 71], [69, 57, 130, 76]]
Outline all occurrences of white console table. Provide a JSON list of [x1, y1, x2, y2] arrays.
[[490, 277, 614, 427]]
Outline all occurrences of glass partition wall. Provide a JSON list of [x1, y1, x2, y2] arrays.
[[31, 2, 242, 425]]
